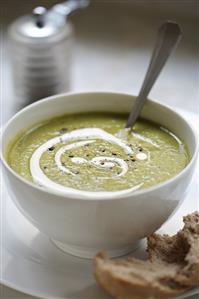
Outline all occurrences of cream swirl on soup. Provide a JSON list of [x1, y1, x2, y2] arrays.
[[7, 112, 190, 194], [30, 128, 145, 194]]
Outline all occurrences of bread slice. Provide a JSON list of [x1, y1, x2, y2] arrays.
[[94, 211, 199, 299]]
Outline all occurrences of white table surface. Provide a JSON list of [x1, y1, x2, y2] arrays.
[[1, 1, 199, 298]]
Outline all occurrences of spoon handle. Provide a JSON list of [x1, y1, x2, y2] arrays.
[[126, 21, 182, 129]]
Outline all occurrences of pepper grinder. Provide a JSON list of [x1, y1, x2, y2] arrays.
[[8, 0, 89, 109]]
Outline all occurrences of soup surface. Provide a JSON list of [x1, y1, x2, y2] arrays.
[[7, 112, 190, 193]]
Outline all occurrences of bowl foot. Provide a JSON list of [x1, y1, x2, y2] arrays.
[[50, 238, 142, 259]]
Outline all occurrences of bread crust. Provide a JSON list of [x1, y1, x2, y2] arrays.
[[94, 212, 199, 299]]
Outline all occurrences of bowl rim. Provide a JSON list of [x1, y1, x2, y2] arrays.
[[1, 91, 198, 201]]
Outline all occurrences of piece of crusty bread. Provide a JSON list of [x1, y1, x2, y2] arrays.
[[94, 211, 199, 299]]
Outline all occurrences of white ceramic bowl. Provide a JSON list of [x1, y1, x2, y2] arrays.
[[1, 92, 198, 258]]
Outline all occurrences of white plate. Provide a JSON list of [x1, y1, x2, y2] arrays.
[[1, 109, 198, 299]]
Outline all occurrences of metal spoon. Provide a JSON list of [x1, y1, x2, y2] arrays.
[[125, 21, 182, 129]]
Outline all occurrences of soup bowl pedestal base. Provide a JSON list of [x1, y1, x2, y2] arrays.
[[51, 238, 142, 259]]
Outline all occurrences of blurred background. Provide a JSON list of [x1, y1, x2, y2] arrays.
[[1, 0, 199, 125], [1, 0, 199, 298]]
